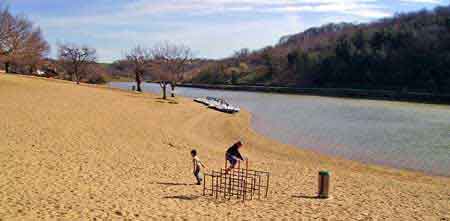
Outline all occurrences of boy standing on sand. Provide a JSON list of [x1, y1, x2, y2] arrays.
[[191, 149, 206, 185], [224, 141, 246, 173]]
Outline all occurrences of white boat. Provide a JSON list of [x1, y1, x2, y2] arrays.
[[211, 103, 240, 113], [194, 97, 208, 105], [194, 97, 240, 113]]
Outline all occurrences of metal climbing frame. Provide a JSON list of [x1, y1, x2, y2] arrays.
[[203, 160, 270, 201]]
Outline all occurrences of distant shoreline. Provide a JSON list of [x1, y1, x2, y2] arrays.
[[177, 83, 450, 105]]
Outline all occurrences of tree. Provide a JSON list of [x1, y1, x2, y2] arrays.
[[57, 44, 97, 84], [151, 41, 193, 99], [20, 28, 49, 74], [0, 5, 49, 73], [124, 46, 152, 92], [191, 5, 450, 93], [232, 48, 250, 66]]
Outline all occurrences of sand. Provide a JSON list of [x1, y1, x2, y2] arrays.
[[0, 74, 449, 220]]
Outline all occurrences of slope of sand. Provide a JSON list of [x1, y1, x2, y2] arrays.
[[0, 74, 449, 220]]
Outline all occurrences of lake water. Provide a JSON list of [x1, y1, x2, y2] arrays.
[[109, 82, 450, 177]]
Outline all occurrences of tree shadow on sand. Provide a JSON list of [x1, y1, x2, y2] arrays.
[[163, 195, 200, 200], [154, 98, 178, 104]]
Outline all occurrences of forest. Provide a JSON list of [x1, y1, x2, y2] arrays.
[[190, 5, 450, 94]]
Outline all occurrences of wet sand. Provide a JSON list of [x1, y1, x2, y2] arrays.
[[0, 74, 449, 220]]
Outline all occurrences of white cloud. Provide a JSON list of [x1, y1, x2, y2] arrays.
[[30, 0, 447, 61], [39, 0, 391, 29], [74, 14, 305, 61], [400, 0, 443, 3], [123, 0, 384, 17], [263, 2, 391, 18]]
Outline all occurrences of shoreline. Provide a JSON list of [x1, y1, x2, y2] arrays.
[[59, 77, 450, 180], [13, 75, 450, 179], [113, 80, 450, 177], [1, 74, 449, 220], [177, 83, 450, 105]]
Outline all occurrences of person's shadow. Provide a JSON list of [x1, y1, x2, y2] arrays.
[[156, 182, 196, 186], [163, 195, 200, 200]]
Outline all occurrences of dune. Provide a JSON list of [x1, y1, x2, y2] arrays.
[[0, 74, 449, 220]]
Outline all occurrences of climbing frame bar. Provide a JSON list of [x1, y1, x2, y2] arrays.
[[203, 160, 270, 201]]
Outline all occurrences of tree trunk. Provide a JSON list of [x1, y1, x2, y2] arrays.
[[170, 82, 175, 97], [74, 72, 81, 84], [5, 62, 10, 73], [135, 72, 142, 92], [160, 81, 167, 99]]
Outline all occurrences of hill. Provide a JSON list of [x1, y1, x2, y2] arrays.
[[189, 5, 450, 94]]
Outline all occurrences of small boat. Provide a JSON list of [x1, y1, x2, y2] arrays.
[[210, 103, 240, 113], [194, 97, 240, 113], [194, 97, 208, 105]]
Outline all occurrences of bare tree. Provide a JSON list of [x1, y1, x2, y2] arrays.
[[0, 5, 10, 52], [0, 5, 15, 72], [20, 28, 49, 74], [232, 48, 250, 65], [124, 46, 152, 92], [57, 43, 97, 84], [0, 6, 48, 73], [150, 41, 193, 99]]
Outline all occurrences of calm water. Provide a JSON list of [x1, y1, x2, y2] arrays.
[[110, 82, 450, 176]]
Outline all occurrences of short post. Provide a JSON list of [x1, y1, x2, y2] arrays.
[[131, 85, 136, 91], [318, 171, 330, 199]]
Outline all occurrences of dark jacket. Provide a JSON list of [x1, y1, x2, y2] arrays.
[[226, 143, 244, 160]]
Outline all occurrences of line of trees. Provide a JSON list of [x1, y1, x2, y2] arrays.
[[0, 4, 108, 84], [1, 3, 194, 99], [118, 41, 193, 99]]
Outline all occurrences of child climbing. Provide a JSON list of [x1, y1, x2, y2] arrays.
[[224, 141, 246, 173]]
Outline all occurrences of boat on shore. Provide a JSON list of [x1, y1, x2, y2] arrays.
[[194, 97, 240, 113]]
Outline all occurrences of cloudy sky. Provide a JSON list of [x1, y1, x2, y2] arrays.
[[6, 0, 449, 62]]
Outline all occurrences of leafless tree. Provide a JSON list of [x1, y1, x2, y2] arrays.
[[0, 5, 10, 50], [150, 41, 193, 99], [20, 28, 49, 74], [232, 48, 250, 65], [124, 46, 152, 92], [0, 5, 49, 73], [57, 43, 97, 84]]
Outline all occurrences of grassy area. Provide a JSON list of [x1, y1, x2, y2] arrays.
[[103, 75, 134, 83]]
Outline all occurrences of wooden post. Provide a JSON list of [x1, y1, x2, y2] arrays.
[[211, 173, 214, 197], [203, 174, 206, 196], [318, 171, 330, 199], [258, 175, 261, 200], [224, 155, 227, 169]]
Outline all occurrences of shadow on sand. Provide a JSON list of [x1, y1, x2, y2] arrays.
[[156, 182, 196, 186], [163, 195, 200, 200], [155, 98, 178, 104], [291, 195, 321, 199]]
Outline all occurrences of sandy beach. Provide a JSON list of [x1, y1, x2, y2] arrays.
[[1, 74, 449, 220]]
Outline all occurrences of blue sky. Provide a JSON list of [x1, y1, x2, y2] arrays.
[[6, 0, 450, 62]]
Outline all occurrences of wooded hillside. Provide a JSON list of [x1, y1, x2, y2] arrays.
[[190, 5, 450, 94]]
